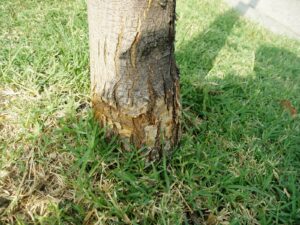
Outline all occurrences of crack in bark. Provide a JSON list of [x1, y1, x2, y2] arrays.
[[114, 20, 125, 79], [130, 18, 142, 69], [103, 37, 107, 65], [112, 19, 125, 108]]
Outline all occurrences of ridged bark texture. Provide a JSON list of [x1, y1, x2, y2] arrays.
[[88, 0, 180, 160]]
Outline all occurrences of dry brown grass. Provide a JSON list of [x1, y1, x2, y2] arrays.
[[0, 88, 77, 223]]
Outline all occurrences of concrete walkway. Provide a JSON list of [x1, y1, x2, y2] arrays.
[[224, 0, 300, 40]]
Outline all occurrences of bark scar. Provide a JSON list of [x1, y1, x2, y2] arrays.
[[130, 18, 142, 69]]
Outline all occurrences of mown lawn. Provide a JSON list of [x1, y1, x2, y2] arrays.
[[1, 0, 300, 224]]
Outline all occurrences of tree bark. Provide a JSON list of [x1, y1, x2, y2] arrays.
[[87, 0, 180, 160]]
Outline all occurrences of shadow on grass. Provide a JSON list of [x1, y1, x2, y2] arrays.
[[176, 9, 240, 118], [174, 9, 300, 225], [177, 9, 240, 79], [254, 45, 300, 81]]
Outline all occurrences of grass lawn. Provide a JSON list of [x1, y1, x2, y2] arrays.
[[1, 0, 300, 224]]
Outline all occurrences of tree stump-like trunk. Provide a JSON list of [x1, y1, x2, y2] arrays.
[[88, 0, 180, 159]]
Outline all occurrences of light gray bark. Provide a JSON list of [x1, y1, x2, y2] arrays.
[[88, 0, 180, 159]]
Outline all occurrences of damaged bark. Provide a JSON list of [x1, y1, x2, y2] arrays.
[[87, 0, 180, 159]]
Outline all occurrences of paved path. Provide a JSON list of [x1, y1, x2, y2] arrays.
[[224, 0, 300, 40]]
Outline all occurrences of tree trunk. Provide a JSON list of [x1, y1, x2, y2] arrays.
[[87, 0, 180, 160]]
